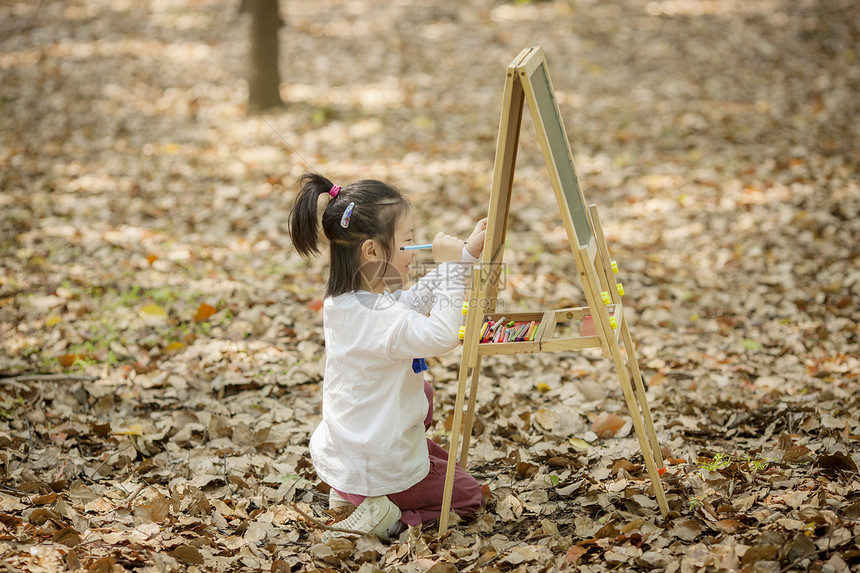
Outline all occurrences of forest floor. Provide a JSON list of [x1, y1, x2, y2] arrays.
[[1, 0, 859, 571]]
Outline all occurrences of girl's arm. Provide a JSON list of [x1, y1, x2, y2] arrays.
[[386, 262, 468, 359], [399, 221, 486, 313], [386, 226, 487, 358]]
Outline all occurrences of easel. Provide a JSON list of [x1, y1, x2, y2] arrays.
[[438, 47, 669, 535]]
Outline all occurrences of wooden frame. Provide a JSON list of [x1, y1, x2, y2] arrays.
[[438, 47, 669, 535]]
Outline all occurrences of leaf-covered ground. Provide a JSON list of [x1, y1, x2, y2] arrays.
[[1, 0, 859, 571]]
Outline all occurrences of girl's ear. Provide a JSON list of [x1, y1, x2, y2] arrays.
[[360, 238, 379, 262]]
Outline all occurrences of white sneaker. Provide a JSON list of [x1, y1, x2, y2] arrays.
[[328, 489, 354, 510], [322, 496, 402, 542]]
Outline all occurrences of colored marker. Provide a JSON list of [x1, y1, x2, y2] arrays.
[[512, 323, 524, 341], [494, 324, 504, 343], [515, 322, 529, 341], [519, 322, 530, 338], [480, 320, 493, 342], [490, 317, 506, 342], [400, 241, 468, 251], [490, 317, 506, 334], [524, 321, 536, 340]]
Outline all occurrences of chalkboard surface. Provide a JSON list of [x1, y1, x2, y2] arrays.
[[528, 61, 592, 248]]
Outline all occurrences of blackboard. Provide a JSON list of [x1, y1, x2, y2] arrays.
[[525, 57, 593, 248]]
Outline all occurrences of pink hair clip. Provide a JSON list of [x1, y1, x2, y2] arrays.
[[329, 185, 341, 198]]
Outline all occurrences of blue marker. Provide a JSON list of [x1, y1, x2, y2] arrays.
[[400, 241, 467, 251]]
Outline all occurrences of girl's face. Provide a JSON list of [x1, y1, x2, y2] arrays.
[[359, 210, 416, 293], [384, 211, 416, 289]]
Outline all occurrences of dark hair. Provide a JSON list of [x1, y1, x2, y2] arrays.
[[289, 173, 411, 297]]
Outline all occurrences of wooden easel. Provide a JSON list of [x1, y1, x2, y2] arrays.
[[438, 47, 669, 535]]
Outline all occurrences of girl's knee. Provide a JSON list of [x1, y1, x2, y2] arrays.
[[453, 474, 483, 507]]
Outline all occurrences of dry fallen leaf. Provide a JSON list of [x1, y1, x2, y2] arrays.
[[591, 414, 625, 439], [611, 458, 641, 475], [713, 519, 745, 534], [140, 303, 167, 317], [171, 545, 204, 565], [426, 563, 458, 573], [164, 341, 185, 353], [32, 493, 58, 506], [534, 408, 560, 431], [193, 302, 217, 322], [87, 557, 116, 573], [566, 545, 588, 565], [134, 494, 170, 524], [671, 519, 701, 542], [741, 545, 778, 565], [501, 546, 540, 565], [58, 354, 95, 367], [51, 527, 82, 547], [113, 424, 144, 436]]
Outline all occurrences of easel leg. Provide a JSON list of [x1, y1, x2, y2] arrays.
[[583, 205, 669, 516], [609, 334, 670, 518], [621, 321, 664, 477], [438, 51, 522, 536], [459, 355, 483, 468], [438, 362, 471, 535]]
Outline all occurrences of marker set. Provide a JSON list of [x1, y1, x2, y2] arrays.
[[479, 316, 538, 344]]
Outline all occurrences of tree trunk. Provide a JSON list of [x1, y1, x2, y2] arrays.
[[248, 0, 283, 112]]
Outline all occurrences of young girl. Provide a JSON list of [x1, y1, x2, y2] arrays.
[[289, 173, 487, 540]]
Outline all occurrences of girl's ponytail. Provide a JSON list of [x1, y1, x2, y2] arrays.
[[289, 173, 334, 258]]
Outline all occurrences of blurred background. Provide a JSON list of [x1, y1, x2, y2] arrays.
[[2, 0, 857, 380]]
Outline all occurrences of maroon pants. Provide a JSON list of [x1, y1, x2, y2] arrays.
[[334, 381, 484, 526]]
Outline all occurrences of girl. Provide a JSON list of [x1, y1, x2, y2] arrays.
[[289, 173, 487, 540]]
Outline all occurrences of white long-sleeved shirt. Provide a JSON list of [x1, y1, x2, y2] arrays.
[[309, 256, 474, 496]]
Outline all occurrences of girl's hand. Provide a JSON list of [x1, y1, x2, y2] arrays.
[[432, 232, 465, 263], [465, 218, 488, 259]]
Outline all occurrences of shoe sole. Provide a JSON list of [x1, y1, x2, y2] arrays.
[[372, 503, 402, 541]]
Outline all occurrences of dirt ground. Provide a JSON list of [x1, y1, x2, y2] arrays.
[[1, 0, 859, 571]]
